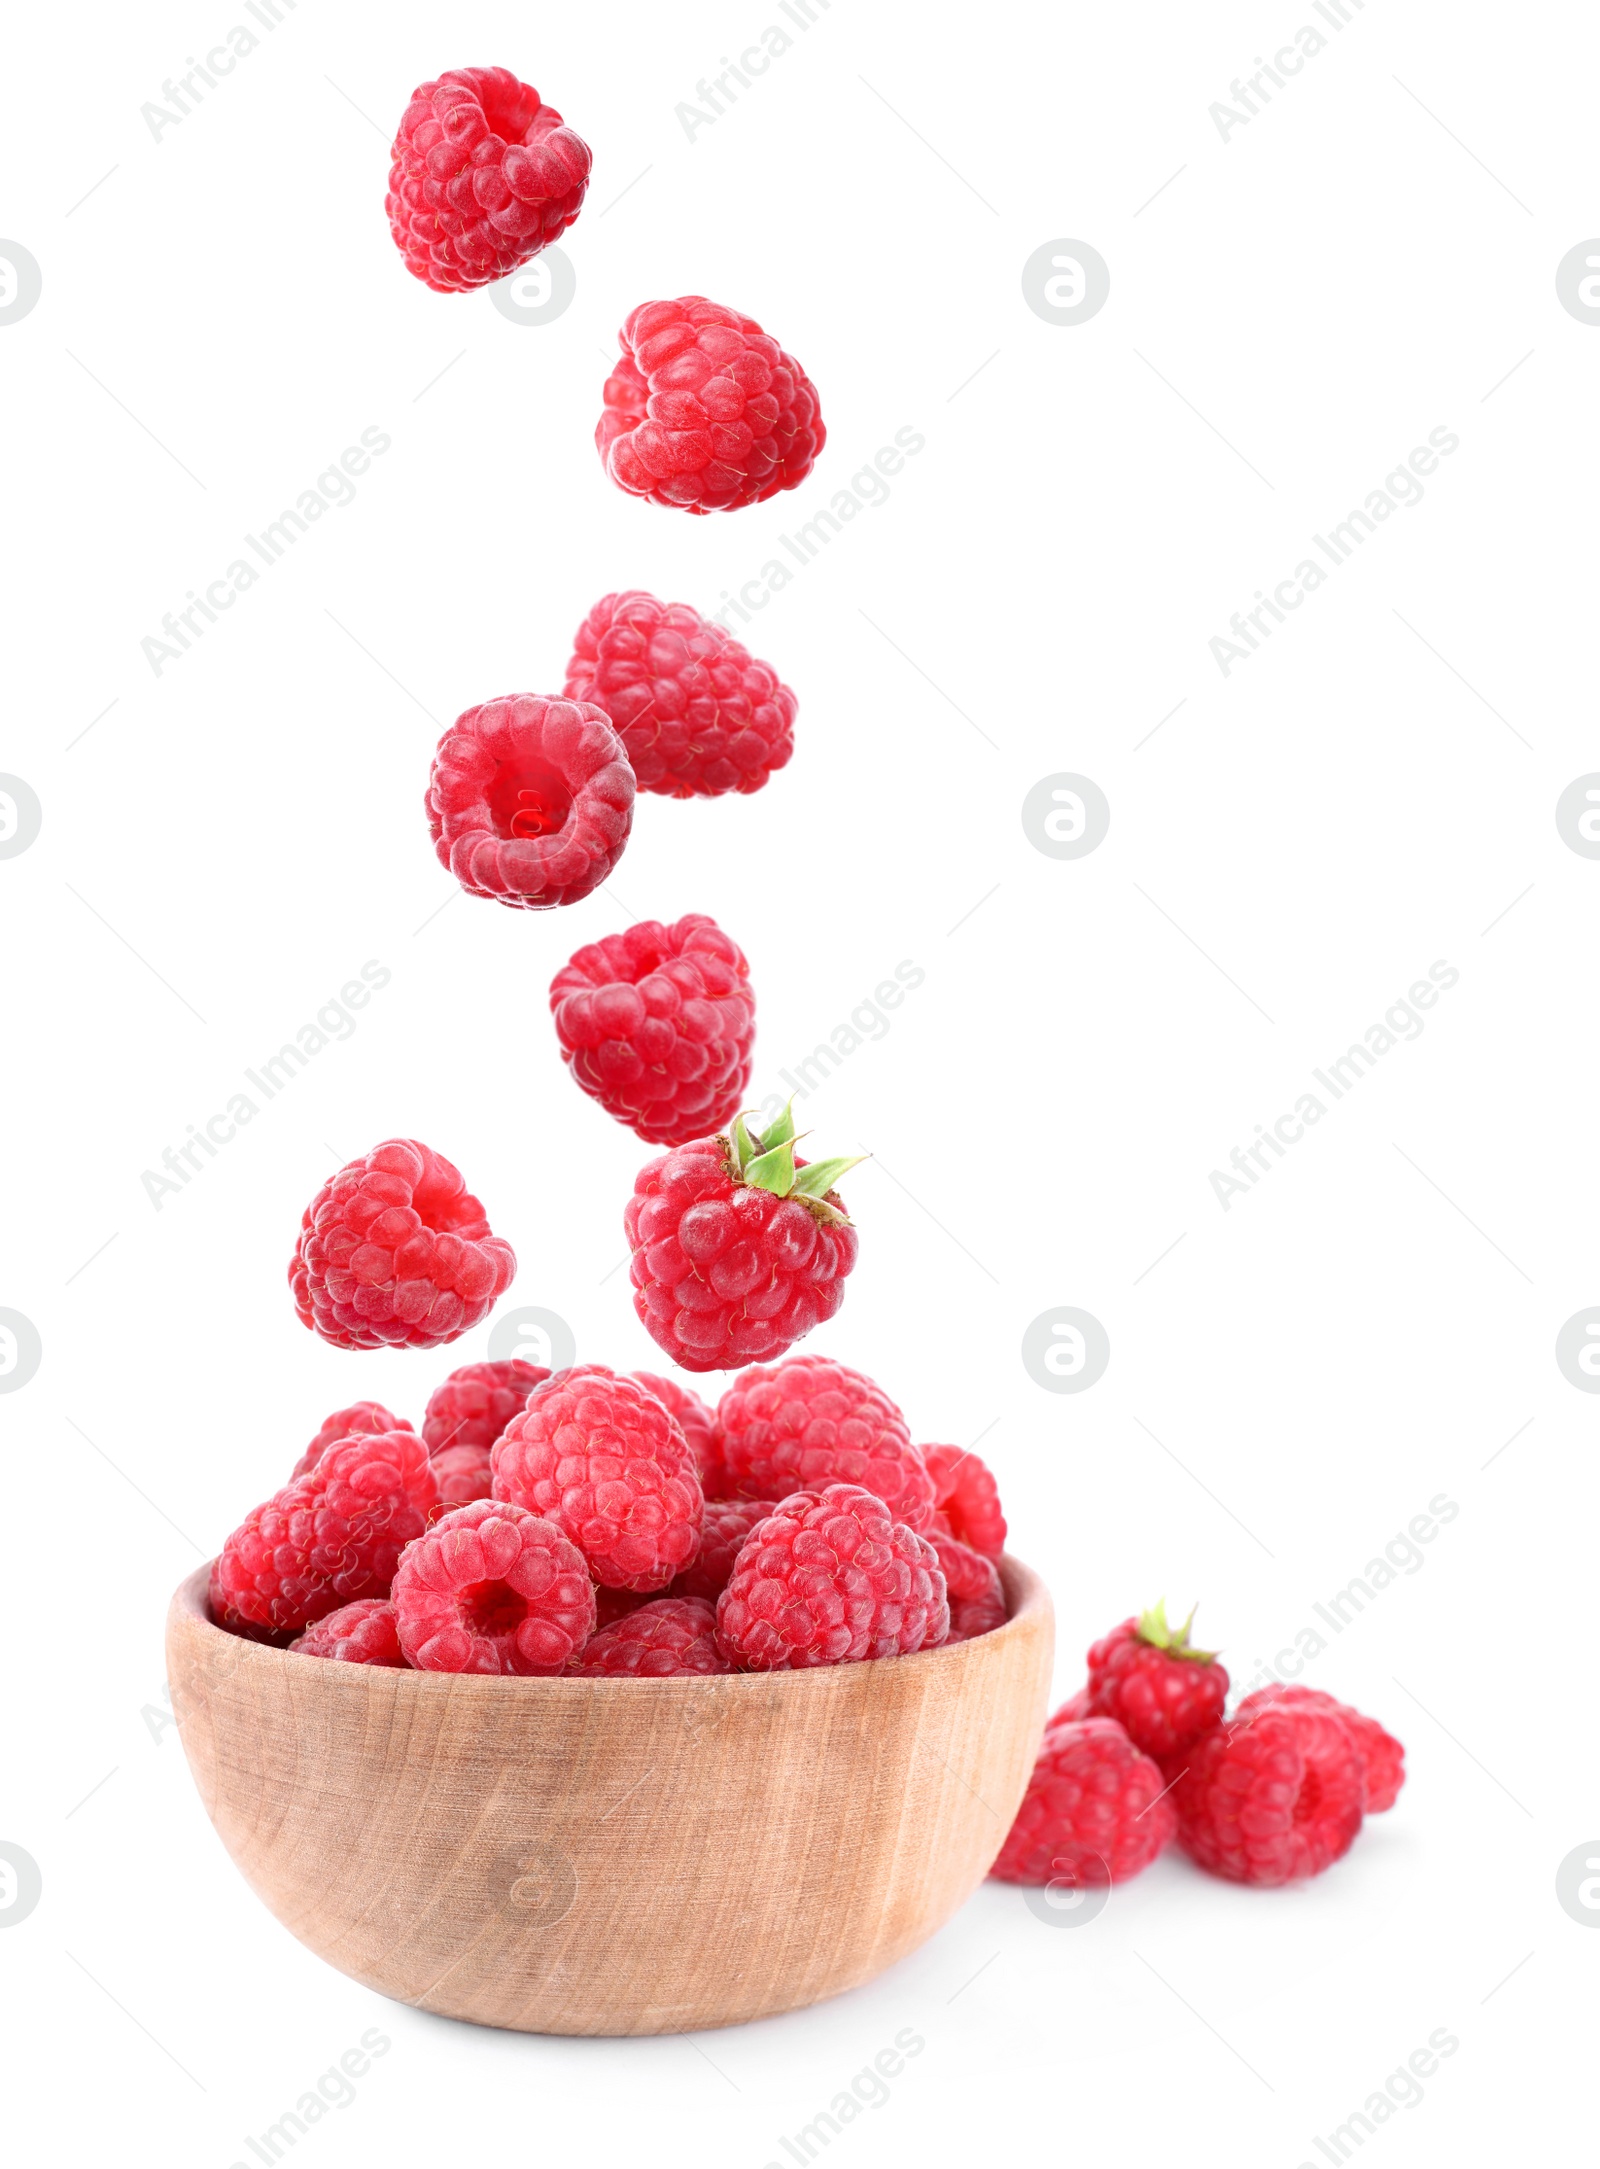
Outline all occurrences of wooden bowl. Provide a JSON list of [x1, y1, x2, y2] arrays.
[[166, 1558, 1053, 2036]]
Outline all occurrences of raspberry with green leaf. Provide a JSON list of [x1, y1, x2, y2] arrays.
[[624, 1101, 863, 1372], [1085, 1602, 1230, 1762]]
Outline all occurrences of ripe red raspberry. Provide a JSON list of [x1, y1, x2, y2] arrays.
[[386, 68, 591, 293], [594, 1585, 650, 1628], [392, 1498, 595, 1675], [550, 915, 755, 1145], [210, 1431, 437, 1642], [563, 592, 796, 798], [714, 1484, 947, 1671], [290, 1599, 405, 1667], [922, 1442, 1007, 1561], [290, 1401, 412, 1480], [716, 1357, 933, 1529], [570, 1596, 731, 1677], [1238, 1685, 1405, 1813], [990, 1718, 1176, 1886], [426, 695, 634, 910], [289, 1139, 515, 1350], [596, 297, 824, 514], [666, 1497, 769, 1602], [930, 1532, 1006, 1643], [633, 1372, 726, 1496], [491, 1364, 703, 1591], [428, 1443, 493, 1513], [1174, 1702, 1365, 1885], [1086, 1604, 1230, 1761], [422, 1360, 549, 1455], [625, 1109, 862, 1372]]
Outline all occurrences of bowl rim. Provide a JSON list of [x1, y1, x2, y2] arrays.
[[168, 1552, 1051, 1701]]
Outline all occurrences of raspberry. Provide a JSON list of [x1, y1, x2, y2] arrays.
[[550, 915, 755, 1145], [289, 1139, 516, 1350], [563, 592, 796, 798], [714, 1484, 947, 1670], [594, 1585, 650, 1628], [922, 1442, 1007, 1561], [1173, 1703, 1365, 1885], [1050, 1686, 1094, 1725], [422, 1360, 549, 1455], [596, 297, 824, 514], [210, 1431, 436, 1642], [428, 1442, 494, 1513], [491, 1364, 703, 1591], [1238, 1685, 1405, 1813], [426, 695, 634, 910], [1086, 1604, 1230, 1761], [571, 1596, 731, 1677], [666, 1497, 769, 1602], [990, 1718, 1176, 1886], [632, 1371, 726, 1495], [392, 1499, 595, 1675], [716, 1357, 933, 1529], [290, 1401, 412, 1480], [386, 67, 591, 293], [931, 1532, 1006, 1643], [625, 1107, 862, 1371], [290, 1599, 405, 1667]]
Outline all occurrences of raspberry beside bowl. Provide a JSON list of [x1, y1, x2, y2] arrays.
[[165, 1557, 1053, 2036]]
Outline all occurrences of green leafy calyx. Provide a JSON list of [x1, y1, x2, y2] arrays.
[[1135, 1600, 1217, 1665], [726, 1100, 867, 1224]]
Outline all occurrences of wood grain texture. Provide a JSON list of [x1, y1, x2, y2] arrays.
[[166, 1558, 1053, 2036]]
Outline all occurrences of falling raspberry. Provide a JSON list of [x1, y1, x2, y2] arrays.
[[392, 1498, 596, 1675], [211, 1431, 436, 1642], [714, 1484, 947, 1670], [625, 1102, 864, 1372], [564, 591, 797, 797], [386, 67, 591, 293], [596, 297, 824, 513], [492, 1364, 703, 1591], [716, 1357, 933, 1529], [288, 1138, 516, 1351], [425, 695, 635, 910], [550, 914, 756, 1146]]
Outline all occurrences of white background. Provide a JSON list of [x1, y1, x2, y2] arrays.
[[2, 1, 1595, 2161]]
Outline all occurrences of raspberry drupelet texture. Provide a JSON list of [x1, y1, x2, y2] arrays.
[[1239, 1685, 1405, 1813], [990, 1718, 1176, 1887], [550, 915, 755, 1146], [596, 298, 824, 513], [291, 1400, 413, 1480], [625, 1107, 862, 1372], [1174, 1701, 1365, 1885], [571, 1596, 731, 1677], [633, 1372, 726, 1496], [428, 1442, 494, 1513], [931, 1532, 1007, 1643], [594, 1585, 650, 1628], [289, 1139, 515, 1350], [422, 1360, 550, 1456], [714, 1483, 948, 1671], [492, 1364, 703, 1591], [922, 1442, 1008, 1562], [290, 1599, 406, 1667], [666, 1496, 769, 1602], [386, 68, 591, 292], [211, 1431, 437, 1642], [426, 695, 634, 910], [564, 591, 796, 797], [1085, 1603, 1230, 1762], [392, 1498, 595, 1675], [716, 1357, 934, 1530]]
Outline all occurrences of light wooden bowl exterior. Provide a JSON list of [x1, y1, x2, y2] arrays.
[[166, 1558, 1053, 2036]]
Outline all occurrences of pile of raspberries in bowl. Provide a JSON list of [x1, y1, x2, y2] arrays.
[[209, 1355, 1008, 1680]]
